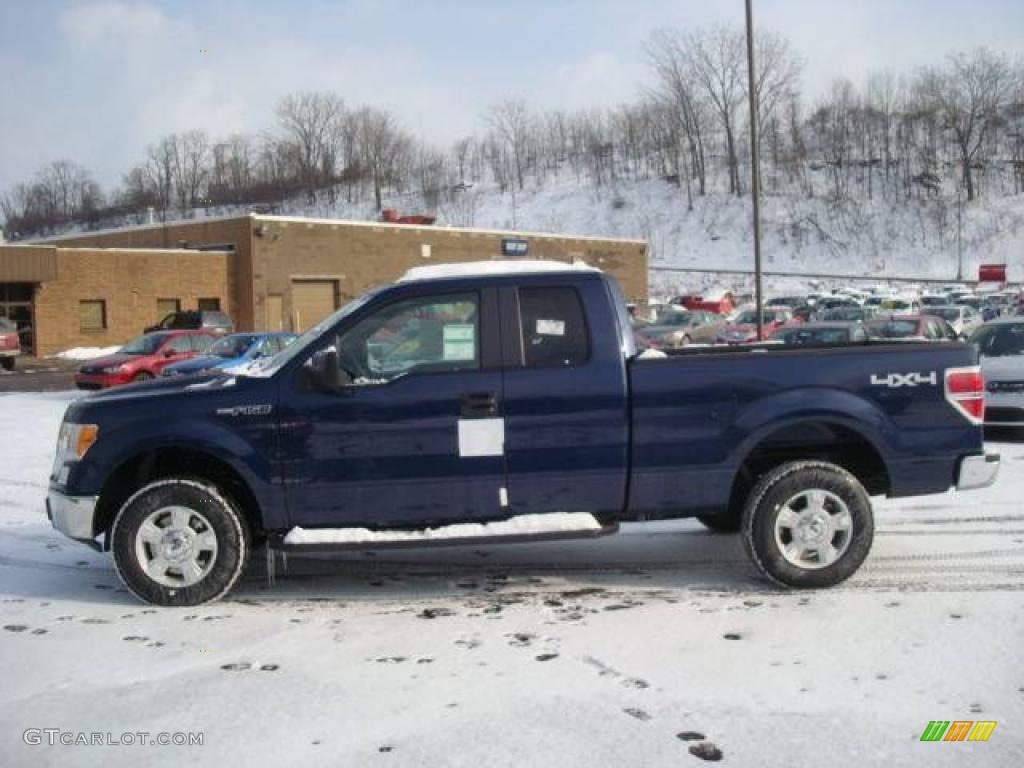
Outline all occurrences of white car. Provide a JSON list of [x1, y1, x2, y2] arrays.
[[971, 318, 1024, 428], [923, 305, 983, 339]]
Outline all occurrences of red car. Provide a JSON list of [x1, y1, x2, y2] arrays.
[[0, 317, 20, 371], [75, 330, 217, 390], [674, 290, 736, 316], [717, 307, 798, 345], [865, 315, 957, 342]]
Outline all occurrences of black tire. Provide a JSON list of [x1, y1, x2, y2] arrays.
[[741, 461, 873, 589], [112, 478, 250, 606], [0, 357, 13, 371], [133, 371, 154, 382], [696, 509, 741, 533]]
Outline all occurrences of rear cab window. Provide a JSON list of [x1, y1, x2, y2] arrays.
[[518, 286, 589, 368]]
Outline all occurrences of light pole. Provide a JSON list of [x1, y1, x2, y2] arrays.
[[956, 181, 964, 282], [745, 0, 765, 340]]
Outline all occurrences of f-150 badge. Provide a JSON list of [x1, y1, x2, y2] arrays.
[[215, 404, 273, 417], [870, 372, 938, 388]]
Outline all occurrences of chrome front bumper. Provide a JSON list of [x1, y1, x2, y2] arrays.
[[46, 490, 99, 543], [956, 453, 1000, 491]]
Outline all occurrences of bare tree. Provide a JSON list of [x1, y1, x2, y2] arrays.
[[275, 91, 346, 201], [353, 106, 412, 211], [487, 99, 532, 191], [919, 48, 1018, 200], [171, 129, 210, 213]]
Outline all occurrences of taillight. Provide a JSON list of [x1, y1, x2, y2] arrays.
[[945, 366, 985, 425]]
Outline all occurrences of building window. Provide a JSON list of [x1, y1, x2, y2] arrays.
[[197, 297, 221, 311], [79, 300, 107, 331], [156, 298, 181, 318]]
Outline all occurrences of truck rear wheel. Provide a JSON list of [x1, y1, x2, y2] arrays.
[[741, 461, 873, 588], [112, 478, 250, 606]]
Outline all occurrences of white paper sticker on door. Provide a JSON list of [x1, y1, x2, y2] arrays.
[[458, 418, 504, 457], [536, 318, 566, 336]]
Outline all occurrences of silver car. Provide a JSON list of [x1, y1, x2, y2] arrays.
[[970, 319, 1024, 428], [922, 305, 983, 339]]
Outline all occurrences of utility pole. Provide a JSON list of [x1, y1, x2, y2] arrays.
[[745, 0, 765, 340], [956, 181, 964, 282]]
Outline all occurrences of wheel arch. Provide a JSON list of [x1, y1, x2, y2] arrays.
[[727, 417, 891, 518], [94, 445, 265, 548]]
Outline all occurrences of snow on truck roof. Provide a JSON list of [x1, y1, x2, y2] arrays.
[[398, 260, 601, 283]]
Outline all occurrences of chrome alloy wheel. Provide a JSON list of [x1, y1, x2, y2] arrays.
[[134, 506, 219, 587], [773, 489, 853, 570]]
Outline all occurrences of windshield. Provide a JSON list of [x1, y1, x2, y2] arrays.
[[119, 334, 166, 355], [734, 310, 781, 324], [925, 308, 962, 321], [653, 309, 693, 326], [210, 334, 258, 358], [881, 299, 911, 310], [971, 323, 1024, 357], [0, 317, 15, 331], [235, 290, 381, 376], [774, 327, 852, 344], [867, 319, 920, 338], [822, 308, 863, 322]]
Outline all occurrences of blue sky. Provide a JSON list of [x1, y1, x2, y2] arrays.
[[1, 0, 1022, 194]]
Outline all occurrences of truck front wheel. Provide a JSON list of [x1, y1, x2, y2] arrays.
[[111, 478, 250, 606], [741, 461, 873, 588]]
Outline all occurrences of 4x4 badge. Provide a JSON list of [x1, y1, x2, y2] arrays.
[[870, 372, 938, 388]]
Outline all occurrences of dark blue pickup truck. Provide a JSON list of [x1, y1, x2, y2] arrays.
[[47, 262, 999, 605]]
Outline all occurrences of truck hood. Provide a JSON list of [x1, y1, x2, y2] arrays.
[[72, 370, 241, 410]]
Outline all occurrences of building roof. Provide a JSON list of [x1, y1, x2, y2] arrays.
[[34, 212, 647, 247]]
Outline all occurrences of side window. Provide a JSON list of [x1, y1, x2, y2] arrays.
[[338, 293, 480, 382], [166, 336, 194, 354], [518, 286, 589, 368], [191, 334, 215, 352]]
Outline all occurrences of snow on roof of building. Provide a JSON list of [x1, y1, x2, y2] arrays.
[[398, 260, 601, 283]]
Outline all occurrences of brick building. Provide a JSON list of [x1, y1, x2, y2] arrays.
[[0, 214, 647, 356]]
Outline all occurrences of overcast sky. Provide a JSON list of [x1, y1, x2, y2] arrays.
[[1, 0, 1022, 194]]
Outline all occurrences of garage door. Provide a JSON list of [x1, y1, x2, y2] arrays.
[[291, 280, 337, 332]]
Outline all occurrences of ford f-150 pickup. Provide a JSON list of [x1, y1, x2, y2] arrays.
[[47, 262, 1000, 606]]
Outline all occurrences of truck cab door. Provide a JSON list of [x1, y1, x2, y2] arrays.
[[278, 287, 506, 529], [498, 278, 630, 520]]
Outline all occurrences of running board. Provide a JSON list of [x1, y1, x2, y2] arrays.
[[272, 512, 617, 552]]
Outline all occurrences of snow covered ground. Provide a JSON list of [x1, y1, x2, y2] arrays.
[[1, 390, 1022, 767]]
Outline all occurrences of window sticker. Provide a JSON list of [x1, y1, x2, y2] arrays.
[[443, 324, 476, 360], [536, 318, 566, 337]]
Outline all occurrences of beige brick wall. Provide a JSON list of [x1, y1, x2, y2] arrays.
[[33, 248, 232, 356], [251, 217, 648, 332]]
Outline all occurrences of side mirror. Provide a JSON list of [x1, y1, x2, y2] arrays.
[[303, 344, 351, 391], [163, 348, 175, 357]]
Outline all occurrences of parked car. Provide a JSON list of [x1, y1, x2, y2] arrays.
[[921, 305, 983, 339], [161, 333, 297, 377], [879, 296, 922, 314], [865, 315, 957, 342], [673, 289, 736, 316], [770, 322, 868, 346], [634, 308, 721, 349], [0, 317, 20, 371], [969, 319, 1024, 428], [717, 307, 797, 344], [144, 310, 233, 336], [820, 306, 875, 323], [920, 293, 952, 308], [46, 261, 997, 606], [766, 296, 807, 309], [817, 296, 862, 311], [74, 330, 218, 389]]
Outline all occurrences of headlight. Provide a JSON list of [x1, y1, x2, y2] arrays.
[[102, 364, 125, 374], [52, 423, 99, 480]]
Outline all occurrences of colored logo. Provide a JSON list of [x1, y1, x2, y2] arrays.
[[920, 721, 997, 742]]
